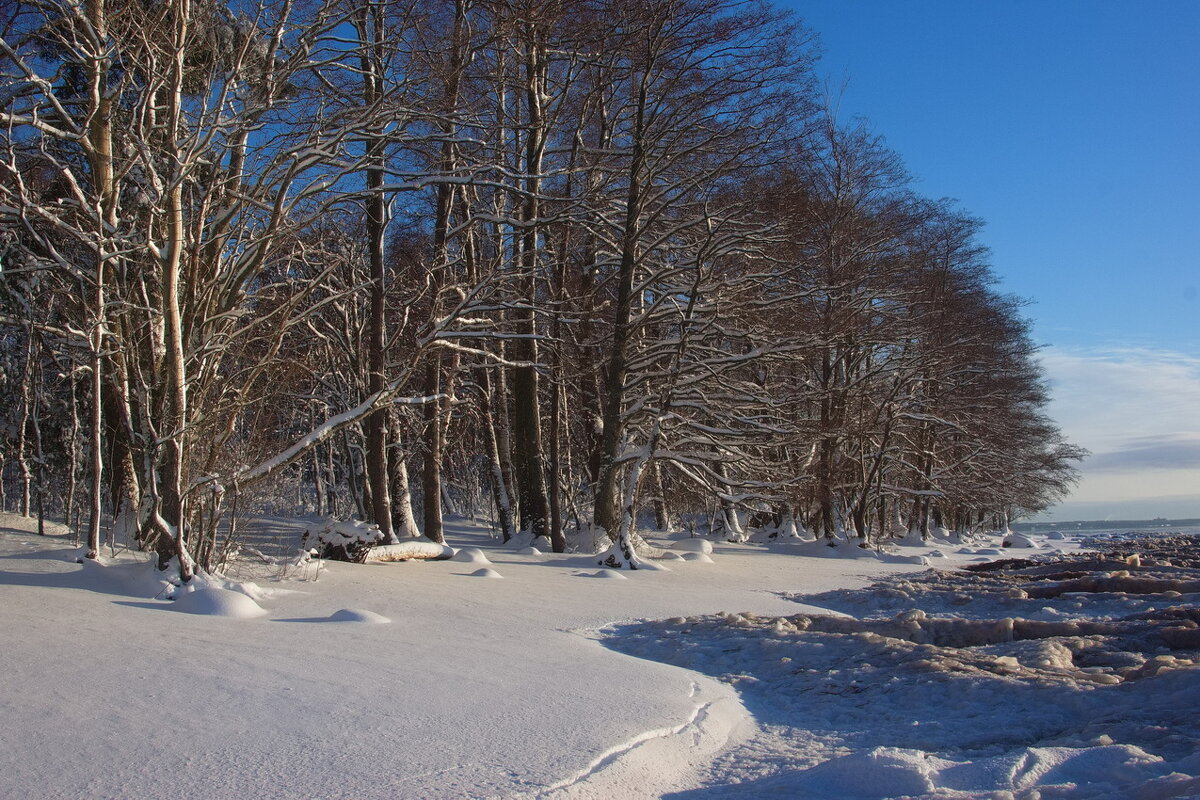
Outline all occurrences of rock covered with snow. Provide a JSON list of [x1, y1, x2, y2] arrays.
[[1004, 532, 1040, 548], [302, 519, 383, 562], [468, 567, 503, 579]]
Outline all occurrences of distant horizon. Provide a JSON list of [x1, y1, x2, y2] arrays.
[[1015, 515, 1199, 528], [1030, 491, 1200, 524]]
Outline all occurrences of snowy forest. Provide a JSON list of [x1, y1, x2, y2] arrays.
[[0, 0, 1084, 576]]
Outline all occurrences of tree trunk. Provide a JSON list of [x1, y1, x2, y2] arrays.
[[18, 329, 33, 517], [160, 5, 195, 581], [547, 364, 565, 551], [387, 430, 420, 538], [651, 461, 669, 531], [31, 350, 46, 536], [480, 370, 515, 542], [102, 359, 143, 549], [422, 359, 445, 543], [594, 76, 648, 539], [82, 0, 113, 558], [356, 0, 395, 544], [509, 20, 551, 541], [419, 0, 470, 546]]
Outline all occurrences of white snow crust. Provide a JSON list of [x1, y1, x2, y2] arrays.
[[2, 510, 1197, 799]]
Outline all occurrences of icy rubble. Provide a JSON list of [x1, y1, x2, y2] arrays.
[[605, 533, 1200, 798]]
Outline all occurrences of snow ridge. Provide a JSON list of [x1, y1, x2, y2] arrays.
[[534, 690, 744, 799]]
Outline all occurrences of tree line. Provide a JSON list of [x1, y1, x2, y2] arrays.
[[0, 0, 1082, 574]]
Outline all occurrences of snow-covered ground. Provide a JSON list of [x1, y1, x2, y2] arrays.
[[2, 513, 1197, 799]]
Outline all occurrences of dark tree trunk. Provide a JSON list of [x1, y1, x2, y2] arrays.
[[356, 0, 395, 544]]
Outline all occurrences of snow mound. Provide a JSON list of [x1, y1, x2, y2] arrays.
[[171, 587, 266, 619], [977, 548, 1004, 555], [517, 546, 541, 556], [1048, 530, 1066, 540], [929, 550, 947, 558], [582, 570, 628, 580], [452, 547, 491, 564], [658, 551, 686, 561], [681, 552, 714, 563], [1004, 533, 1040, 548], [367, 539, 453, 562], [327, 608, 391, 624], [671, 538, 714, 554], [468, 567, 503, 579]]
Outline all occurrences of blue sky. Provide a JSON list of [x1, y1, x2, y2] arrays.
[[780, 0, 1200, 521]]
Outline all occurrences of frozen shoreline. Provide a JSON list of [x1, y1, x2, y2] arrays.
[[608, 532, 1200, 798], [2, 514, 1196, 798]]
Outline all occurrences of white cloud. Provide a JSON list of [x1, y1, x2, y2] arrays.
[[1035, 346, 1200, 519], [1039, 346, 1200, 450]]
